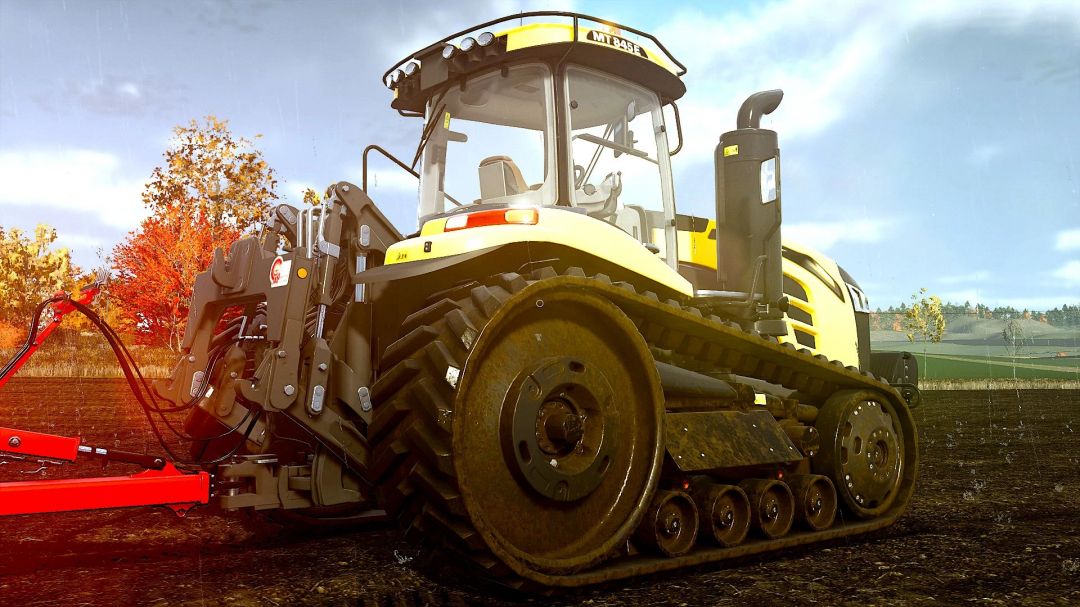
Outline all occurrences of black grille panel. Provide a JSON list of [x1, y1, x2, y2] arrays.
[[794, 329, 817, 349]]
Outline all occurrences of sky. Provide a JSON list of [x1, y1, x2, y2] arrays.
[[0, 0, 1078, 311]]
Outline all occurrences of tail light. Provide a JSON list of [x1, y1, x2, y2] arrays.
[[444, 208, 539, 232]]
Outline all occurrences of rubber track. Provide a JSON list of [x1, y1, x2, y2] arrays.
[[367, 267, 917, 591]]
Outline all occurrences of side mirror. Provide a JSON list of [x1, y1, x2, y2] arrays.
[[612, 100, 638, 157], [612, 116, 629, 158]]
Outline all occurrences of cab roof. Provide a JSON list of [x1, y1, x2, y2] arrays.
[[384, 12, 687, 114]]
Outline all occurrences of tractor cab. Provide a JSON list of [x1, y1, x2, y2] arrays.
[[383, 13, 687, 271]]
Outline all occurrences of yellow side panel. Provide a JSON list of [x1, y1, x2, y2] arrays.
[[385, 208, 693, 296], [673, 219, 859, 367], [503, 23, 573, 51]]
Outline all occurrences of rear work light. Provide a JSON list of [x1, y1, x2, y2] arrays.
[[444, 208, 539, 231]]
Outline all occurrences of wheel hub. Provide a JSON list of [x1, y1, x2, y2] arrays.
[[503, 356, 619, 502], [536, 400, 584, 455]]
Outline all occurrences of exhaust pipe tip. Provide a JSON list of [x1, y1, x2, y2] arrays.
[[736, 89, 784, 130]]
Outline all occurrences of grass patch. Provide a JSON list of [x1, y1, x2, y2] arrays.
[[915, 352, 1080, 380], [0, 329, 174, 378]]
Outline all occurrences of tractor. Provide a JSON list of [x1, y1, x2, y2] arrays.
[[1, 12, 919, 592]]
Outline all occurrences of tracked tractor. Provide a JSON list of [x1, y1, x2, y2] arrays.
[[0, 12, 919, 592]]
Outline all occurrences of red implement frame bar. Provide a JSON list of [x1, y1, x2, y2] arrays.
[[0, 427, 80, 461], [0, 463, 210, 517], [0, 283, 101, 390]]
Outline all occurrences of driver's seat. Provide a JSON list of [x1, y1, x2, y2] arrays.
[[479, 156, 529, 200]]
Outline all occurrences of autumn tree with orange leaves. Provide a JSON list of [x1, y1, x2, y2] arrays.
[[111, 116, 278, 349]]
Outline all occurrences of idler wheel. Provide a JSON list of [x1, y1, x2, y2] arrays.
[[739, 478, 794, 540], [786, 474, 837, 531], [633, 490, 699, 557], [691, 480, 750, 547], [814, 389, 905, 518]]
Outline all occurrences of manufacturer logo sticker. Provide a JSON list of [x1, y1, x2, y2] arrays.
[[270, 256, 292, 288]]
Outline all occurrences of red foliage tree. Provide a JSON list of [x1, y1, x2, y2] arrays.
[[112, 213, 240, 349], [111, 116, 277, 350]]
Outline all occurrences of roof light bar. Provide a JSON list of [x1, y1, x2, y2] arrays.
[[388, 69, 405, 88], [477, 31, 495, 47], [459, 36, 477, 53]]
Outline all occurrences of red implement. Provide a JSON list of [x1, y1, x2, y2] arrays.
[[0, 463, 211, 517]]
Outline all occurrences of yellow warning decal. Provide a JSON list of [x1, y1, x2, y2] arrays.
[[443, 112, 451, 129], [724, 145, 739, 157], [754, 392, 767, 406]]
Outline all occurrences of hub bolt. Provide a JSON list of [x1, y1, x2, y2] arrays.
[[545, 412, 583, 444]]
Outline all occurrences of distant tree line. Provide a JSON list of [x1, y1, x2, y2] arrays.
[[872, 301, 1080, 328]]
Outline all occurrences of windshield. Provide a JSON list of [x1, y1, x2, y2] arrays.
[[565, 65, 677, 266], [418, 63, 555, 221]]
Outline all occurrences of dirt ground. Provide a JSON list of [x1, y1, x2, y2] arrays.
[[1, 379, 1077, 606]]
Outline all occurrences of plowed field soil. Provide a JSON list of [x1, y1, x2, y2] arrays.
[[1, 379, 1078, 606]]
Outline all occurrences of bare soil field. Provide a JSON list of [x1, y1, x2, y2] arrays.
[[1, 379, 1078, 606]]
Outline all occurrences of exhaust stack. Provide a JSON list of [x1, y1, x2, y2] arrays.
[[714, 90, 786, 335]]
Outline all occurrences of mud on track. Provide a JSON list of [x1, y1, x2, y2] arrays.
[[1, 379, 1078, 606]]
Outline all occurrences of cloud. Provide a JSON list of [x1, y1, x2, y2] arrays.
[[281, 180, 318, 203], [32, 73, 189, 117], [784, 218, 891, 251], [1055, 229, 1080, 251], [968, 143, 1004, 166], [0, 149, 147, 229], [937, 271, 992, 285], [188, 0, 274, 34], [656, 0, 1080, 166], [366, 170, 420, 193], [1053, 260, 1080, 286], [52, 233, 108, 256]]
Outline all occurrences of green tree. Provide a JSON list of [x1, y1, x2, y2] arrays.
[[903, 288, 947, 373], [1002, 319, 1025, 379], [141, 115, 278, 237], [0, 224, 79, 327]]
